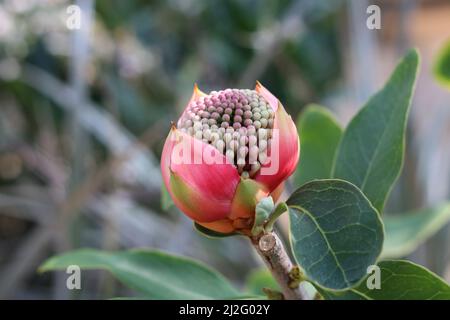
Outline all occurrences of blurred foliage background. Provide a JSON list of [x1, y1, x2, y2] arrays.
[[0, 0, 449, 299]]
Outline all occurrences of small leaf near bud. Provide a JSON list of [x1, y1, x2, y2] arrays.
[[251, 197, 274, 236]]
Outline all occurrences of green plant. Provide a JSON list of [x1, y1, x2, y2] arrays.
[[434, 38, 450, 90], [40, 49, 450, 300]]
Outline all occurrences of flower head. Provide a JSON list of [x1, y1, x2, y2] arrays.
[[161, 82, 299, 235]]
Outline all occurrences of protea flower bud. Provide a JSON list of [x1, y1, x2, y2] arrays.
[[161, 82, 299, 235]]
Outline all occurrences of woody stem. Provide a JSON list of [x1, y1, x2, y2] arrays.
[[250, 231, 309, 300]]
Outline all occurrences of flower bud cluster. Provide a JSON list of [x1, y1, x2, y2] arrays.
[[178, 89, 275, 178]]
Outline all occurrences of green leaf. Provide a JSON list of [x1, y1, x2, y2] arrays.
[[382, 203, 450, 258], [39, 249, 242, 299], [252, 197, 274, 236], [321, 260, 450, 300], [245, 268, 280, 295], [293, 104, 343, 186], [265, 202, 288, 232], [332, 49, 420, 212], [433, 39, 450, 89], [318, 287, 366, 300], [287, 179, 384, 290]]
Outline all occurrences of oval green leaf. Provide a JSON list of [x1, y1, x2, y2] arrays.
[[293, 104, 343, 187], [287, 179, 384, 290], [332, 49, 420, 212], [382, 202, 450, 258], [433, 39, 450, 89], [320, 260, 450, 300], [39, 249, 242, 299]]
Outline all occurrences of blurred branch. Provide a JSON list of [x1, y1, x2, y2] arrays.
[[0, 226, 53, 298], [58, 121, 165, 223], [89, 194, 174, 248], [20, 64, 162, 191], [18, 145, 66, 197], [68, 0, 94, 188], [0, 119, 165, 298], [0, 193, 52, 223], [239, 1, 305, 87], [347, 0, 380, 104]]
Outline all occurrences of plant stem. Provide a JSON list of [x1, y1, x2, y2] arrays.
[[250, 231, 310, 300]]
